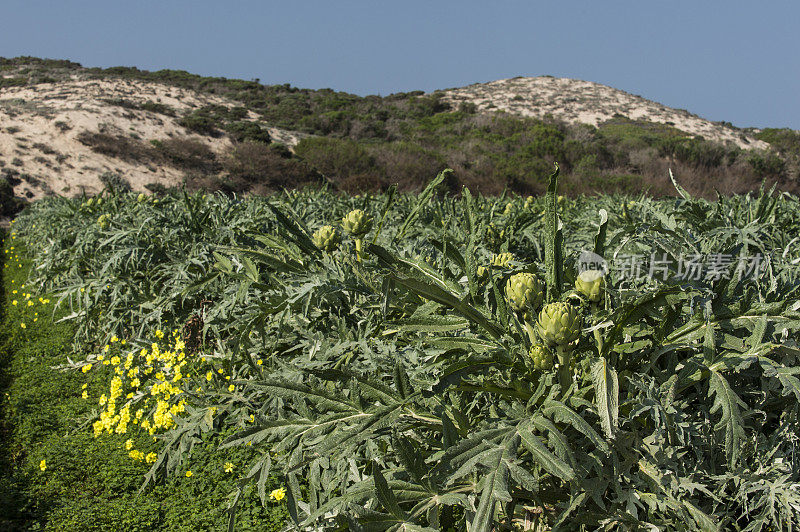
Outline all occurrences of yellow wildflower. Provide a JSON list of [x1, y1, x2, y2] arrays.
[[39, 459, 47, 471], [269, 487, 286, 501]]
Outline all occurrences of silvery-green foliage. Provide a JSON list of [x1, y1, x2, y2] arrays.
[[13, 175, 800, 531]]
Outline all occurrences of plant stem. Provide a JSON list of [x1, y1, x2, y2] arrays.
[[355, 238, 363, 263], [556, 345, 572, 392]]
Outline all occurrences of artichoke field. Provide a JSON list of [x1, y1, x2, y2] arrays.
[[12, 169, 800, 531]]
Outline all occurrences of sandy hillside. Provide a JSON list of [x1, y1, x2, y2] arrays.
[[439, 76, 768, 150], [0, 78, 305, 201]]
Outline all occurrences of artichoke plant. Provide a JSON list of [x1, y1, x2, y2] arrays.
[[536, 302, 581, 347], [491, 252, 514, 268], [312, 225, 340, 253], [575, 270, 605, 302], [537, 302, 582, 389], [505, 272, 543, 320], [476, 252, 515, 282], [529, 344, 554, 371], [97, 214, 110, 229], [341, 209, 372, 238], [342, 209, 372, 262], [524, 196, 535, 210]]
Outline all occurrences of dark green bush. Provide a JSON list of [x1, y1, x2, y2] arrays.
[[294, 137, 379, 179], [755, 128, 800, 154], [99, 171, 132, 193], [748, 152, 786, 177], [178, 113, 220, 136], [221, 141, 321, 192], [225, 121, 271, 144], [0, 77, 27, 88]]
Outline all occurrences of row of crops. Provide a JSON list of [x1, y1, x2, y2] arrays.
[[10, 168, 800, 530]]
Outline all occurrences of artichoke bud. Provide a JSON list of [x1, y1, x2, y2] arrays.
[[524, 196, 534, 210], [529, 344, 554, 371], [137, 193, 147, 203], [491, 252, 514, 269], [575, 270, 605, 302], [557, 195, 565, 206], [312, 225, 341, 252], [341, 209, 372, 238], [505, 273, 543, 315], [502, 202, 515, 216], [97, 214, 109, 229], [536, 302, 581, 347]]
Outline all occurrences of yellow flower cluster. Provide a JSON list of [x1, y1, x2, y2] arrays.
[[79, 322, 251, 473], [86, 329, 195, 463]]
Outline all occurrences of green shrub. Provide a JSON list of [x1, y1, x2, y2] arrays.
[[221, 141, 321, 192], [225, 121, 271, 144], [748, 151, 786, 177], [178, 113, 220, 136], [0, 77, 27, 88], [99, 171, 132, 193], [294, 137, 379, 179]]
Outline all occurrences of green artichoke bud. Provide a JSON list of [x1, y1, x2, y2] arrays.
[[491, 252, 514, 268], [502, 202, 515, 216], [341, 209, 372, 238], [536, 302, 581, 347], [575, 270, 605, 302], [97, 214, 110, 229], [86, 198, 95, 208], [96, 197, 104, 206], [524, 196, 535, 210], [505, 273, 544, 315], [557, 195, 565, 206], [312, 225, 341, 252], [529, 344, 554, 371], [137, 193, 147, 203]]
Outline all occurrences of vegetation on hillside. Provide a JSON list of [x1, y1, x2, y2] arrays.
[[2, 56, 798, 197]]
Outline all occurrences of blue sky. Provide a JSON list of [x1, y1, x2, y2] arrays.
[[2, 1, 798, 129]]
